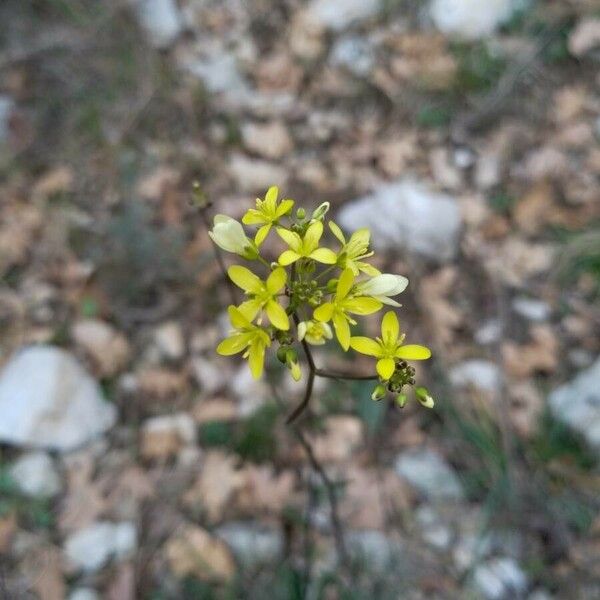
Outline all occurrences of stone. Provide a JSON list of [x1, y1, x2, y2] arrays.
[[64, 521, 137, 573], [241, 121, 292, 160], [72, 319, 130, 376], [140, 413, 197, 460], [68, 589, 101, 600], [186, 51, 248, 96], [0, 95, 14, 143], [191, 356, 225, 394], [512, 297, 551, 322], [306, 0, 379, 31], [568, 18, 600, 57], [9, 452, 61, 498], [337, 179, 462, 262], [311, 416, 363, 463], [430, 0, 516, 40], [416, 506, 453, 550], [153, 321, 185, 361], [134, 0, 183, 49], [548, 358, 600, 452], [215, 522, 283, 567], [229, 154, 287, 192], [472, 557, 528, 600], [449, 360, 503, 393], [0, 346, 116, 452], [329, 36, 374, 77], [346, 530, 402, 569], [394, 447, 463, 501]]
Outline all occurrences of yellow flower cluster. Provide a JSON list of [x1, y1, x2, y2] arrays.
[[210, 186, 434, 408]]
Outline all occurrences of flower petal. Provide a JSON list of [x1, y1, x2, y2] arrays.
[[217, 333, 252, 355], [254, 223, 271, 246], [276, 227, 302, 252], [278, 250, 301, 266], [350, 337, 383, 357], [376, 357, 396, 380], [276, 199, 294, 218], [328, 221, 346, 245], [228, 265, 263, 293], [343, 297, 382, 315], [228, 305, 252, 329], [238, 298, 263, 322], [266, 267, 287, 294], [358, 262, 381, 277], [302, 221, 323, 254], [242, 209, 266, 225], [313, 302, 334, 322], [381, 311, 399, 345], [395, 345, 432, 360], [309, 248, 337, 264], [346, 228, 370, 257], [266, 299, 289, 330], [336, 268, 355, 300], [264, 185, 278, 212], [332, 311, 351, 351], [248, 340, 267, 379]]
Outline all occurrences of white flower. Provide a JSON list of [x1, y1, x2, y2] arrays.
[[208, 215, 257, 259], [297, 320, 333, 345], [355, 274, 409, 306]]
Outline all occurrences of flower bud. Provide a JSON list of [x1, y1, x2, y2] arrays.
[[395, 393, 408, 408], [415, 387, 434, 408], [311, 202, 330, 222], [371, 384, 386, 401], [276, 347, 289, 363], [326, 278, 338, 293], [296, 208, 306, 220], [290, 360, 302, 382]]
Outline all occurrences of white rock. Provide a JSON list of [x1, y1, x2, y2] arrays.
[[230, 365, 269, 416], [64, 521, 137, 573], [0, 346, 116, 453], [449, 360, 503, 393], [475, 319, 503, 345], [134, 0, 183, 49], [186, 51, 248, 96], [548, 358, 600, 453], [191, 356, 225, 394], [9, 451, 61, 498], [395, 447, 463, 501], [307, 0, 379, 31], [430, 0, 516, 40], [346, 530, 402, 569], [229, 154, 288, 192], [154, 321, 185, 360], [337, 179, 462, 262], [68, 589, 101, 600], [568, 18, 600, 57], [512, 297, 551, 322], [329, 36, 374, 77], [472, 557, 528, 600], [216, 522, 283, 567]]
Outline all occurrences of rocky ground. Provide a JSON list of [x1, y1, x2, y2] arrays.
[[0, 0, 599, 598]]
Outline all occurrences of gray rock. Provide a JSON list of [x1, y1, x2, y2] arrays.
[[329, 36, 374, 77], [68, 589, 101, 600], [0, 95, 14, 142], [216, 522, 283, 567], [9, 451, 61, 498], [134, 0, 183, 49], [475, 319, 503, 345], [548, 358, 600, 452], [449, 360, 503, 393], [416, 506, 453, 550], [394, 447, 463, 501], [472, 557, 528, 600], [64, 521, 137, 573], [337, 179, 462, 262], [512, 297, 551, 322], [346, 530, 403, 569], [430, 0, 517, 40], [307, 0, 379, 31], [186, 51, 248, 96], [0, 346, 116, 453]]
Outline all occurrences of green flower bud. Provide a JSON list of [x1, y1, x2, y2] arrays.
[[415, 387, 434, 408], [371, 384, 386, 401], [311, 202, 330, 222], [395, 393, 408, 408], [276, 347, 289, 363], [296, 208, 306, 220], [326, 278, 338, 293]]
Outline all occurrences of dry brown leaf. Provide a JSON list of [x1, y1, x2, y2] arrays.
[[136, 368, 188, 398], [508, 381, 544, 438], [308, 416, 363, 463], [502, 325, 559, 379], [514, 181, 556, 235], [235, 466, 296, 515], [22, 545, 65, 600], [166, 525, 235, 582], [106, 562, 136, 600], [419, 267, 463, 350], [32, 166, 74, 201], [0, 512, 17, 553], [193, 399, 237, 424], [183, 451, 243, 522]]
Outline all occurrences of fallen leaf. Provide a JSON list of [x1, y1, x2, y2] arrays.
[[502, 325, 559, 379], [308, 416, 363, 463], [235, 465, 296, 515], [192, 398, 237, 424], [514, 181, 556, 235]]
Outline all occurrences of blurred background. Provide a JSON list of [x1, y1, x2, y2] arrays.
[[1, 0, 599, 598]]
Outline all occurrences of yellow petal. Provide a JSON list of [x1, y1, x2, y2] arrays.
[[333, 311, 351, 351], [376, 357, 395, 380], [248, 341, 266, 379], [313, 302, 334, 322], [343, 297, 382, 315], [228, 265, 263, 293], [238, 298, 262, 322], [242, 209, 266, 225], [328, 221, 346, 245], [217, 333, 252, 355], [336, 268, 355, 300], [395, 345, 432, 360], [358, 263, 381, 277], [254, 223, 271, 246], [381, 311, 399, 344], [278, 250, 301, 266], [346, 228, 370, 257], [350, 337, 383, 357], [309, 248, 337, 264], [264, 185, 279, 212], [266, 299, 289, 330], [266, 267, 287, 294], [228, 305, 252, 329], [276, 199, 294, 217], [276, 227, 302, 252], [302, 221, 323, 254]]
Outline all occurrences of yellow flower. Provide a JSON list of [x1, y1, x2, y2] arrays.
[[328, 221, 380, 276], [209, 215, 257, 259], [276, 221, 337, 266], [217, 306, 271, 379], [350, 311, 431, 380], [228, 265, 289, 330], [242, 186, 295, 246], [355, 274, 408, 307], [297, 320, 333, 345], [313, 268, 382, 350]]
